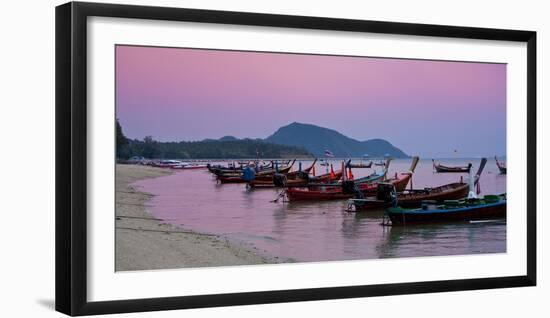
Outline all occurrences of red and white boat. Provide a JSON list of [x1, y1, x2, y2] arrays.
[[285, 157, 419, 202]]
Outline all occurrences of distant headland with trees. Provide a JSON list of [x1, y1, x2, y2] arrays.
[[116, 120, 408, 160], [116, 119, 313, 159]]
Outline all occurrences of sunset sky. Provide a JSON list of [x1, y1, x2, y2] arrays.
[[116, 45, 506, 158]]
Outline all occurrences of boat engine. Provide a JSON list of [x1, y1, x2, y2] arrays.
[[272, 173, 287, 187], [296, 171, 310, 181], [376, 183, 397, 205], [341, 180, 364, 199], [341, 180, 356, 194]]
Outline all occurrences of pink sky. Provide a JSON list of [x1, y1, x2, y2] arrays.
[[116, 45, 506, 157]]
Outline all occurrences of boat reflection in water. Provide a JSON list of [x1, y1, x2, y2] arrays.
[[375, 220, 506, 259]]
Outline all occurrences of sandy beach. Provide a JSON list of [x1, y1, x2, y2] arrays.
[[115, 164, 270, 271]]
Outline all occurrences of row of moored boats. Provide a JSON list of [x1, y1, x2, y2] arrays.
[[204, 156, 507, 226]]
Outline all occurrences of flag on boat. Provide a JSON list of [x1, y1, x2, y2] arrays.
[[324, 149, 334, 157]]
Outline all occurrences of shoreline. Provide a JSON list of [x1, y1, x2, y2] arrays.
[[115, 164, 273, 271]]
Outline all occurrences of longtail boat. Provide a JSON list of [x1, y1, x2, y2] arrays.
[[209, 164, 248, 175], [348, 158, 487, 211], [432, 159, 471, 173], [209, 159, 292, 176], [217, 159, 296, 183], [253, 159, 316, 182], [347, 161, 373, 168], [249, 159, 344, 188], [384, 194, 506, 225], [495, 156, 507, 174], [249, 170, 343, 188], [284, 158, 402, 201], [255, 159, 295, 176], [210, 163, 266, 175], [390, 156, 419, 190], [348, 181, 470, 211], [216, 175, 248, 183], [338, 156, 418, 198], [339, 170, 413, 198]]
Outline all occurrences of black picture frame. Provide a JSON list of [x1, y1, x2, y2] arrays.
[[55, 1, 537, 316]]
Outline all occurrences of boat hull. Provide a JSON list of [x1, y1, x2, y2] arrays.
[[349, 182, 470, 211], [286, 187, 354, 201], [249, 171, 342, 188], [387, 201, 506, 225], [397, 183, 469, 208], [348, 161, 373, 169], [348, 198, 389, 211], [434, 166, 470, 173], [432, 160, 471, 173], [217, 176, 247, 183], [285, 173, 397, 202], [249, 178, 307, 188]]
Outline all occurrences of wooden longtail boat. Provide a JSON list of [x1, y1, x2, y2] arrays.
[[216, 175, 248, 183], [348, 182, 471, 211], [343, 171, 413, 197], [432, 159, 471, 173], [385, 194, 506, 225], [284, 158, 403, 201], [217, 167, 293, 181], [285, 186, 354, 201], [217, 160, 296, 183], [347, 161, 373, 168], [389, 156, 419, 191], [337, 156, 418, 198], [495, 156, 507, 174], [209, 159, 291, 175], [216, 159, 294, 176], [253, 159, 316, 182], [211, 163, 270, 175], [306, 159, 383, 188], [249, 159, 337, 188], [348, 157, 487, 211], [209, 164, 247, 175], [249, 170, 343, 188], [255, 160, 295, 176]]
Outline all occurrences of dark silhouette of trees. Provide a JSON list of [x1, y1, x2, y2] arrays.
[[115, 120, 312, 160], [116, 119, 130, 158]]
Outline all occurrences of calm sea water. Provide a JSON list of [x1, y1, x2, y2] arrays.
[[132, 158, 506, 264]]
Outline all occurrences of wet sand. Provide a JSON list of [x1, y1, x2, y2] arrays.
[[115, 164, 270, 271]]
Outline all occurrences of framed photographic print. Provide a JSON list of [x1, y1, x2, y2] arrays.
[[55, 1, 536, 316]]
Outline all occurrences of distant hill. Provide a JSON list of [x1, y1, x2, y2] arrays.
[[115, 119, 406, 159], [218, 135, 239, 141], [265, 122, 408, 158]]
